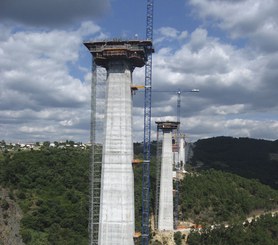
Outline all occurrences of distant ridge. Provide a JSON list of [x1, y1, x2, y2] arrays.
[[190, 136, 278, 189]]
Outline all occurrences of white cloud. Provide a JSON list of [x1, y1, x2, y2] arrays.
[[0, 21, 102, 142], [189, 28, 208, 51], [202, 104, 246, 116], [180, 115, 278, 141], [189, 0, 278, 52], [1, 0, 278, 143], [155, 27, 188, 45], [149, 20, 278, 142], [154, 28, 245, 91]]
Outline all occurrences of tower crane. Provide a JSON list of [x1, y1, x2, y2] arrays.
[[152, 88, 199, 123], [175, 89, 199, 228], [152, 88, 199, 229], [141, 0, 154, 244]]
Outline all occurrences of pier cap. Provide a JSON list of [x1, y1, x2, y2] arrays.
[[83, 39, 153, 68], [155, 121, 180, 130]]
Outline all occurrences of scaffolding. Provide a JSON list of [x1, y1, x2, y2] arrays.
[[154, 126, 162, 230], [173, 123, 180, 230], [173, 175, 180, 229], [89, 62, 106, 245], [141, 1, 154, 244]]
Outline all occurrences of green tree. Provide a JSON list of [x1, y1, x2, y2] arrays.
[[174, 231, 182, 245]]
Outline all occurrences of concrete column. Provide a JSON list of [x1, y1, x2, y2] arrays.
[[174, 151, 179, 169], [179, 138, 185, 172], [99, 60, 134, 245], [158, 130, 174, 231]]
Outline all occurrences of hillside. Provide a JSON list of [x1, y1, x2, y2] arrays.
[[0, 187, 24, 245], [187, 213, 278, 245], [190, 136, 278, 189], [0, 147, 150, 244], [179, 170, 278, 225], [0, 138, 278, 244], [0, 148, 90, 244]]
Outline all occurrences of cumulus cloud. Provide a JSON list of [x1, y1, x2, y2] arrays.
[[0, 21, 103, 142], [189, 0, 278, 52], [0, 0, 110, 27], [146, 21, 278, 141], [155, 27, 188, 44], [1, 0, 278, 143], [180, 115, 278, 141]]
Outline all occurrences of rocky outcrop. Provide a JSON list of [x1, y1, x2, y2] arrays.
[[0, 187, 24, 245]]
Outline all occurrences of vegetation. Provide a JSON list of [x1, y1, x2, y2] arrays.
[[0, 143, 155, 243], [134, 156, 157, 231], [1, 137, 278, 244], [174, 231, 183, 245], [179, 170, 278, 224], [187, 213, 278, 245], [0, 147, 90, 244], [191, 136, 278, 189]]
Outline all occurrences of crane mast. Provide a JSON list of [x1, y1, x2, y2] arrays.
[[152, 89, 199, 230], [177, 90, 181, 123], [142, 0, 154, 244]]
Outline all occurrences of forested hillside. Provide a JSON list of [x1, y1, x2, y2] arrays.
[[179, 170, 278, 225], [187, 213, 278, 245], [0, 148, 90, 244], [191, 136, 278, 189], [0, 146, 152, 244], [0, 137, 278, 244]]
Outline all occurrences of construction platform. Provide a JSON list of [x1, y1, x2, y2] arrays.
[[156, 121, 180, 130], [84, 40, 153, 68]]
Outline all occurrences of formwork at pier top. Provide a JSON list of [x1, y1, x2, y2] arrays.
[[156, 121, 180, 130], [84, 40, 153, 68]]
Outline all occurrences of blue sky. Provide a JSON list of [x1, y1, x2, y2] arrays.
[[1, 0, 278, 143]]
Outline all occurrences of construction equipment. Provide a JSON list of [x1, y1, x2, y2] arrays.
[[141, 0, 154, 244], [89, 65, 106, 245], [152, 88, 199, 229]]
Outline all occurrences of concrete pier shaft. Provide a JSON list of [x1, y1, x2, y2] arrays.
[[178, 137, 185, 172], [158, 129, 174, 230], [156, 121, 179, 231], [99, 60, 134, 245], [84, 40, 153, 245]]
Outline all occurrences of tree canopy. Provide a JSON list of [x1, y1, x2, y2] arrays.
[[179, 170, 278, 225], [191, 136, 278, 189], [187, 213, 278, 245]]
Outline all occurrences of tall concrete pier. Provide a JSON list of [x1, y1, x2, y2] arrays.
[[84, 40, 151, 245], [156, 121, 179, 231], [178, 136, 186, 172]]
